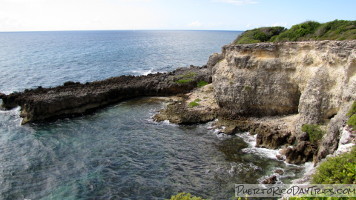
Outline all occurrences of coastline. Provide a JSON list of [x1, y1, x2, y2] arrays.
[[1, 39, 355, 197]]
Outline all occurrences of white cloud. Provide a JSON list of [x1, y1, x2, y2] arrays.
[[188, 21, 203, 27], [0, 0, 161, 31], [214, 0, 257, 6]]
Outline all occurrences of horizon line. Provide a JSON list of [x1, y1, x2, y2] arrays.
[[0, 29, 244, 33]]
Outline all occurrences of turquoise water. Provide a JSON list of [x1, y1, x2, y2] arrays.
[[0, 31, 304, 199]]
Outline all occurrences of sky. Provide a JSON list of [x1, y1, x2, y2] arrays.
[[0, 0, 355, 32]]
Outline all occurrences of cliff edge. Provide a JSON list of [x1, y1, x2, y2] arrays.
[[158, 40, 355, 164]]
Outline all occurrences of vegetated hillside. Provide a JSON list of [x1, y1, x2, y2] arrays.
[[234, 20, 356, 44]]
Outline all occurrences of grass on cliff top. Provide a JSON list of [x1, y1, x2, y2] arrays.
[[234, 20, 356, 44]]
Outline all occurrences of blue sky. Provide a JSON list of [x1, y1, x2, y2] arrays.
[[0, 0, 355, 31]]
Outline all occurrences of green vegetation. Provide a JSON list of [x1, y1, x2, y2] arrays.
[[176, 79, 194, 84], [347, 101, 356, 131], [175, 72, 197, 84], [168, 193, 206, 200], [290, 196, 352, 200], [234, 26, 286, 44], [312, 147, 355, 184], [301, 124, 325, 143], [272, 21, 321, 42], [188, 99, 201, 107], [197, 80, 209, 87], [234, 20, 356, 44], [243, 85, 252, 91]]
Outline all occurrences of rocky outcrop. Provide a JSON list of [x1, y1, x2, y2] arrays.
[[284, 141, 317, 164], [211, 40, 355, 163], [214, 41, 355, 120], [0, 66, 210, 124], [154, 84, 218, 124]]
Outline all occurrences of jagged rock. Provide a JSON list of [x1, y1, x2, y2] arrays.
[[207, 53, 223, 73], [262, 175, 277, 184], [1, 66, 211, 124], [154, 84, 218, 124], [255, 125, 295, 149], [284, 141, 317, 164], [315, 102, 354, 163], [153, 100, 216, 124]]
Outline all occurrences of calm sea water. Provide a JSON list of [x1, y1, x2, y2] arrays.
[[0, 31, 304, 200]]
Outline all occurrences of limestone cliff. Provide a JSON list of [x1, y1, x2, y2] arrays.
[[212, 40, 355, 163]]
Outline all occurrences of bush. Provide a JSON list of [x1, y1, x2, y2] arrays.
[[197, 81, 208, 87], [234, 26, 286, 44], [312, 147, 356, 184], [290, 197, 351, 200], [168, 193, 205, 200], [301, 124, 324, 143], [347, 101, 356, 116], [346, 101, 356, 131], [272, 21, 321, 41], [234, 20, 356, 44]]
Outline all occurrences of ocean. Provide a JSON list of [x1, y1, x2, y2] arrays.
[[0, 31, 304, 199]]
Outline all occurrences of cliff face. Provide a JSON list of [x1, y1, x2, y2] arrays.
[[213, 40, 355, 121], [212, 40, 356, 162]]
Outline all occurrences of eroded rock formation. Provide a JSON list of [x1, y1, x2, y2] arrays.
[[211, 40, 355, 163], [0, 66, 210, 124]]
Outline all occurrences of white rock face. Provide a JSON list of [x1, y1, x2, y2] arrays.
[[212, 40, 356, 161]]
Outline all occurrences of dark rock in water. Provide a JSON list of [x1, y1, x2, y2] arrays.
[[0, 66, 211, 124], [262, 175, 277, 184], [284, 141, 316, 164], [256, 126, 295, 149], [274, 168, 284, 175]]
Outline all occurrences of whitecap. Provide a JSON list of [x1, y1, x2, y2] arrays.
[[131, 68, 154, 76]]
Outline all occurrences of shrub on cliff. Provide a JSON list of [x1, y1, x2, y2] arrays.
[[347, 101, 356, 131], [234, 20, 356, 44], [272, 21, 321, 41], [312, 146, 356, 184], [290, 197, 351, 200], [301, 124, 324, 144], [234, 26, 286, 44], [168, 193, 206, 200]]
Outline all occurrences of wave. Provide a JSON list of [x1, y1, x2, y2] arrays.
[[131, 68, 155, 76]]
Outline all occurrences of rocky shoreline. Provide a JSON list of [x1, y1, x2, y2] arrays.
[[0, 65, 210, 124], [1, 40, 355, 177]]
